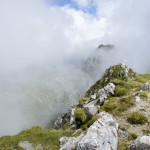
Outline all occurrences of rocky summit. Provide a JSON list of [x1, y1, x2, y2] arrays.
[[0, 64, 150, 150]]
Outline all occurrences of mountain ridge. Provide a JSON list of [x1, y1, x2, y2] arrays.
[[0, 63, 150, 150]]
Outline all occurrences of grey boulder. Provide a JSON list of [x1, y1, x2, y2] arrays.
[[59, 112, 118, 150], [130, 136, 150, 150], [77, 112, 118, 150], [141, 83, 150, 91]]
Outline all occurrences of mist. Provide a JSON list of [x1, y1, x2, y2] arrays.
[[0, 0, 150, 136]]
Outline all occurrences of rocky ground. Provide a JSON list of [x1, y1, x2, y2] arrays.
[[0, 64, 150, 150]]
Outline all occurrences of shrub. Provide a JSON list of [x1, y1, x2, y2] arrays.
[[127, 112, 148, 124], [74, 108, 87, 123], [128, 132, 137, 140], [142, 129, 150, 135]]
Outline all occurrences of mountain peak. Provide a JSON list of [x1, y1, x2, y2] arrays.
[[97, 44, 115, 50], [86, 64, 137, 96]]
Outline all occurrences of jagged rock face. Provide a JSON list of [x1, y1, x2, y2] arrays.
[[141, 83, 150, 91], [97, 83, 115, 105], [59, 112, 118, 150], [129, 136, 150, 150], [82, 44, 115, 79], [54, 113, 70, 129]]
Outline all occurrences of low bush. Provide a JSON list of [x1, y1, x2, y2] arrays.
[[128, 132, 137, 140], [127, 112, 148, 124], [74, 108, 87, 123]]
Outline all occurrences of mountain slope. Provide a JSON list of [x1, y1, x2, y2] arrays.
[[0, 64, 150, 150]]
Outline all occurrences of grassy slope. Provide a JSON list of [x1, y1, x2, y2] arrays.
[[0, 127, 74, 150], [0, 68, 150, 150]]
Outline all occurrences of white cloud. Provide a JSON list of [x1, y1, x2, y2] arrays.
[[0, 0, 150, 136]]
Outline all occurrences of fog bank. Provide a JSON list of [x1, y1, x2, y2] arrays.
[[0, 0, 150, 136]]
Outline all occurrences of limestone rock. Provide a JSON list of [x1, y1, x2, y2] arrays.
[[77, 112, 118, 150], [141, 83, 150, 91], [97, 83, 115, 106], [84, 105, 98, 117], [18, 141, 43, 150], [130, 136, 150, 150], [60, 134, 84, 150], [19, 141, 34, 150], [90, 93, 97, 100], [59, 112, 118, 150], [104, 83, 116, 95], [68, 107, 75, 125], [54, 113, 70, 129]]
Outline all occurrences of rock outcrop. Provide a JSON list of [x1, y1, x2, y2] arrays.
[[54, 113, 70, 129], [54, 82, 116, 130], [141, 83, 150, 91], [82, 44, 115, 79], [60, 133, 84, 150], [86, 64, 137, 96], [83, 100, 99, 117], [60, 112, 118, 150], [18, 141, 43, 150], [129, 136, 150, 150]]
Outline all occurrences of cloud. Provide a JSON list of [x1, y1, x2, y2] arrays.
[[0, 0, 150, 136], [95, 0, 150, 72]]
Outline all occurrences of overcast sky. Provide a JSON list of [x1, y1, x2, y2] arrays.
[[0, 0, 150, 136], [0, 0, 150, 73]]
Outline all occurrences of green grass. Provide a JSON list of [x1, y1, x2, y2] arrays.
[[118, 132, 137, 150], [142, 129, 150, 135], [112, 78, 141, 97], [118, 139, 129, 150], [79, 97, 90, 106], [100, 97, 134, 115], [81, 115, 99, 130], [127, 112, 148, 124], [137, 91, 148, 99], [128, 132, 137, 140], [134, 74, 150, 83], [115, 85, 129, 97], [85, 64, 137, 96], [0, 127, 74, 150], [74, 108, 87, 124]]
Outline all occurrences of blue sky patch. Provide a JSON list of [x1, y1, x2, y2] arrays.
[[47, 0, 97, 15]]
